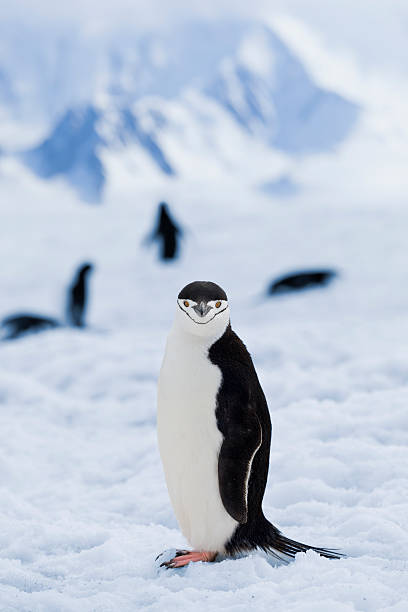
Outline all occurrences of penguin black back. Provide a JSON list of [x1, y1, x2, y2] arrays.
[[209, 325, 271, 527], [209, 324, 341, 560]]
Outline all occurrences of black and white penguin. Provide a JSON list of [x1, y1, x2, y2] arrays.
[[1, 314, 60, 340], [268, 269, 337, 295], [1, 262, 94, 340], [148, 202, 183, 261], [66, 263, 93, 327], [157, 281, 340, 568]]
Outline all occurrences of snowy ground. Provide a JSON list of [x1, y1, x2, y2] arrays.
[[0, 174, 408, 611]]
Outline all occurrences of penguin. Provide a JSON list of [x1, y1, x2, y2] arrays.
[[1, 262, 94, 340], [268, 269, 337, 295], [1, 314, 60, 340], [157, 281, 341, 568], [66, 262, 93, 327], [148, 202, 183, 261]]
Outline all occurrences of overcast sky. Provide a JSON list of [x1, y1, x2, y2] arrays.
[[1, 0, 407, 75], [1, 0, 407, 110]]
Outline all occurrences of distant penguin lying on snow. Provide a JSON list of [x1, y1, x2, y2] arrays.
[[1, 262, 94, 340], [268, 269, 337, 295], [147, 202, 183, 261], [157, 281, 341, 568], [1, 314, 60, 340]]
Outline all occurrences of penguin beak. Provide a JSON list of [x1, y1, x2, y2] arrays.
[[193, 301, 211, 318]]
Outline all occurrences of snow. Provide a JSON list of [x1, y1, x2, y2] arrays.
[[0, 21, 358, 200], [1, 4, 408, 609], [0, 178, 408, 610]]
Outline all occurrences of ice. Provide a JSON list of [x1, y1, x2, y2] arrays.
[[0, 182, 407, 609]]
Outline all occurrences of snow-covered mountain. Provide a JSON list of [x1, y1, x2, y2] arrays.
[[0, 21, 359, 201], [23, 107, 105, 202]]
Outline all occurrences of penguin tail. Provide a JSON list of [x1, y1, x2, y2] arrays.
[[265, 533, 345, 559], [226, 517, 343, 562], [267, 528, 344, 562]]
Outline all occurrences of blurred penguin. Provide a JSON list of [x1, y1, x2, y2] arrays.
[[66, 263, 94, 327], [1, 313, 60, 340], [1, 261, 94, 340], [148, 202, 183, 261], [268, 269, 337, 296]]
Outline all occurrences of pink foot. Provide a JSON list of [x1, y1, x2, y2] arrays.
[[161, 549, 217, 569]]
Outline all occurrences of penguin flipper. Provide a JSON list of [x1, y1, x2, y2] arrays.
[[218, 412, 262, 524]]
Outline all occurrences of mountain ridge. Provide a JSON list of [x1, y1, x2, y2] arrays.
[[0, 21, 359, 201]]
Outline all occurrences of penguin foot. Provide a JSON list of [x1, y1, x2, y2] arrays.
[[161, 550, 217, 568]]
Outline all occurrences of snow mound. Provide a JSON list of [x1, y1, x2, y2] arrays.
[[0, 188, 407, 609]]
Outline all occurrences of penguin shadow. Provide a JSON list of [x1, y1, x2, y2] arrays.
[[143, 201, 184, 262], [1, 262, 94, 341]]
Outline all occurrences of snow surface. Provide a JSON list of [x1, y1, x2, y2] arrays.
[[0, 175, 408, 610]]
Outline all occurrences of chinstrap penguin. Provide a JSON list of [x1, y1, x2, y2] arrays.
[[66, 262, 94, 327], [147, 202, 183, 261], [268, 269, 337, 295], [1, 313, 60, 340], [157, 281, 341, 568], [1, 262, 94, 340]]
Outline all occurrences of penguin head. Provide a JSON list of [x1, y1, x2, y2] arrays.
[[79, 262, 93, 275], [175, 281, 229, 338]]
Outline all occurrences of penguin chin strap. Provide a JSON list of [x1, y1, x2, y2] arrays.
[[160, 550, 217, 569]]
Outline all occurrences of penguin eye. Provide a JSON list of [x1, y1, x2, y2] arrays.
[[215, 301, 222, 308], [183, 300, 190, 307]]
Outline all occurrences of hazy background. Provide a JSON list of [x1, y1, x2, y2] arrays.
[[1, 1, 408, 206]]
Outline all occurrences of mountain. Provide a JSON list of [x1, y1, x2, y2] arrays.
[[205, 27, 358, 153], [0, 21, 359, 202], [23, 107, 104, 203]]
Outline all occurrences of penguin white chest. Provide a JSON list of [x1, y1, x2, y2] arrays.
[[157, 332, 238, 552]]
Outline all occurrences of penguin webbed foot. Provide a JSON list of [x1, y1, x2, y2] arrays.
[[161, 549, 217, 569]]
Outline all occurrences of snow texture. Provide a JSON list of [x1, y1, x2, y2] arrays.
[[0, 182, 407, 610]]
